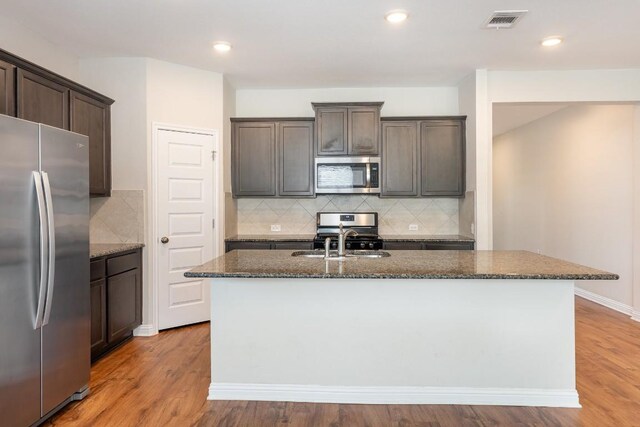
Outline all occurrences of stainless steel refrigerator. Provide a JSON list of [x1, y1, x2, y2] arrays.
[[0, 114, 90, 426]]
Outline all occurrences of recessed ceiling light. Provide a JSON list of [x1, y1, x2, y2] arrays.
[[385, 10, 408, 23], [213, 41, 232, 53], [541, 37, 563, 47]]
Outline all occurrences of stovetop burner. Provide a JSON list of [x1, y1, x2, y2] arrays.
[[313, 212, 383, 250]]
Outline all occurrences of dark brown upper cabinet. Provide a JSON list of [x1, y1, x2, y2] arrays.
[[313, 102, 383, 156], [1, 48, 114, 197], [315, 107, 348, 155], [381, 117, 466, 198], [70, 91, 112, 197], [381, 121, 419, 197], [17, 69, 69, 130], [0, 59, 15, 116], [279, 121, 314, 196], [232, 118, 315, 198], [420, 119, 465, 197], [348, 106, 380, 155], [232, 121, 278, 197]]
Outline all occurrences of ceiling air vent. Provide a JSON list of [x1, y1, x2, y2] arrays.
[[484, 10, 528, 29]]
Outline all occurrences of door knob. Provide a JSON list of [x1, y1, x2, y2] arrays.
[[160, 237, 169, 244]]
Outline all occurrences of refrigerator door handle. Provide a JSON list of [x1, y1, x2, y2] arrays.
[[33, 171, 49, 329], [42, 171, 56, 326]]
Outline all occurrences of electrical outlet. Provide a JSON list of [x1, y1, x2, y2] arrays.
[[409, 224, 419, 231], [270, 224, 281, 232]]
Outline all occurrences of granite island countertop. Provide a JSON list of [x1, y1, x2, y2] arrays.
[[90, 243, 145, 259], [185, 250, 618, 280]]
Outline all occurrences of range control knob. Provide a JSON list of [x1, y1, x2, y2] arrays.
[[369, 243, 375, 249], [331, 242, 338, 249], [360, 242, 366, 248], [346, 242, 351, 249]]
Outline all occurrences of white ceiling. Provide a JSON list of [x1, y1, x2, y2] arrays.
[[4, 0, 640, 88], [493, 103, 568, 136]]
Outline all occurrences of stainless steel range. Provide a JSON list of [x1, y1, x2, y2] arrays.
[[313, 212, 383, 250]]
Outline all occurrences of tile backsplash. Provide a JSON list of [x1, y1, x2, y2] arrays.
[[237, 195, 459, 235], [90, 190, 145, 243]]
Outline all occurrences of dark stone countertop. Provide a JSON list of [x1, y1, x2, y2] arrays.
[[225, 234, 316, 242], [90, 243, 145, 259], [380, 234, 475, 242], [185, 250, 618, 280]]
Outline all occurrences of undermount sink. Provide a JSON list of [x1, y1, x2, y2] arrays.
[[291, 250, 391, 259]]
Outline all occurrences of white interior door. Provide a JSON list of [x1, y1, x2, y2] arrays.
[[157, 128, 215, 330]]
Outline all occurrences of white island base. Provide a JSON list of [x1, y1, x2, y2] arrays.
[[208, 278, 579, 408]]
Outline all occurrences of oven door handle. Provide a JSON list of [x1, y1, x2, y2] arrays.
[[365, 163, 371, 188]]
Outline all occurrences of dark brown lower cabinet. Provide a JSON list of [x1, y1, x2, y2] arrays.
[[382, 241, 423, 250], [90, 278, 107, 358], [383, 241, 475, 250], [90, 249, 142, 362], [225, 240, 313, 252], [423, 242, 474, 250], [107, 269, 140, 343], [225, 240, 474, 252]]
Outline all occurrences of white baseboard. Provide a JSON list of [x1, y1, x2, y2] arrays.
[[133, 324, 158, 337], [632, 310, 640, 323], [208, 383, 580, 408], [574, 287, 633, 315]]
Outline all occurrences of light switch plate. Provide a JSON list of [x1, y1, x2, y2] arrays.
[[271, 224, 281, 232], [409, 224, 419, 231]]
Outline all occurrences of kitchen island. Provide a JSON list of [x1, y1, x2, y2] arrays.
[[185, 250, 617, 407]]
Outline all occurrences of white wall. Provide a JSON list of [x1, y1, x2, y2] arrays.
[[457, 74, 477, 191], [482, 68, 640, 318], [493, 104, 635, 306], [0, 14, 79, 80], [145, 59, 225, 331], [458, 70, 490, 248], [489, 70, 640, 104], [146, 59, 223, 131], [469, 69, 640, 252], [223, 78, 236, 193], [79, 57, 226, 332], [79, 58, 148, 190], [457, 72, 478, 237], [223, 78, 238, 237], [633, 106, 640, 320], [236, 87, 459, 117]]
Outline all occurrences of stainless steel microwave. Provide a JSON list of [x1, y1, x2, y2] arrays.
[[315, 157, 380, 194]]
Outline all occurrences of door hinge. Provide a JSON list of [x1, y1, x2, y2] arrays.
[[211, 150, 217, 161], [212, 219, 215, 228]]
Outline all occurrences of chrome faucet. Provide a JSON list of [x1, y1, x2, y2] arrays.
[[324, 237, 332, 258], [337, 223, 358, 257]]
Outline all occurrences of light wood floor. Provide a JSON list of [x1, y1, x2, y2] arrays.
[[44, 297, 640, 426]]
